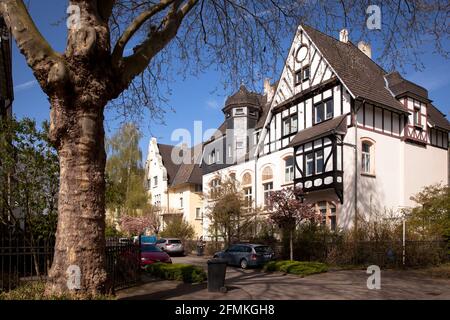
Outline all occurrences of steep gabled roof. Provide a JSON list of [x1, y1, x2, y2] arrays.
[[157, 143, 179, 185], [385, 71, 429, 101], [157, 143, 203, 188], [428, 104, 450, 131], [301, 24, 407, 114], [171, 145, 203, 187]]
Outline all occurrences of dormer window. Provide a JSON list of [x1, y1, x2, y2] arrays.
[[413, 104, 421, 127], [209, 150, 216, 164], [295, 65, 310, 85]]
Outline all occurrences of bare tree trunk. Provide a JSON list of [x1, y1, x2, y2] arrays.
[[46, 105, 108, 295]]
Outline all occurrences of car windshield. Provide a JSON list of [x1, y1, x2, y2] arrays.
[[254, 246, 272, 254], [141, 245, 162, 252], [168, 240, 181, 244]]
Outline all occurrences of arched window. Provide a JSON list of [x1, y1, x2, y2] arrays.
[[361, 139, 375, 175], [242, 172, 252, 186], [284, 156, 294, 182], [262, 166, 273, 181]]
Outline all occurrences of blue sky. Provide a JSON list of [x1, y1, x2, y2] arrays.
[[11, 1, 450, 163]]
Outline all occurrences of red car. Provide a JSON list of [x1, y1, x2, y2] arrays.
[[140, 244, 172, 266]]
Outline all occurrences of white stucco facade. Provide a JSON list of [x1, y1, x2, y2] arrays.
[[197, 24, 449, 238]]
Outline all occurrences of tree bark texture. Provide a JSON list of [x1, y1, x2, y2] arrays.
[[46, 105, 108, 295], [1, 0, 197, 295]]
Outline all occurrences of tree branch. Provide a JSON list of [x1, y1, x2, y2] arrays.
[[118, 0, 198, 85], [0, 0, 64, 91], [111, 0, 176, 66], [97, 0, 116, 22]]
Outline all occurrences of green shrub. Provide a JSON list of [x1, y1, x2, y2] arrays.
[[263, 260, 328, 277], [145, 263, 206, 283]]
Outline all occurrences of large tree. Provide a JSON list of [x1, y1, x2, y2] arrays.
[[207, 175, 251, 245], [105, 122, 148, 218], [1, 0, 447, 294]]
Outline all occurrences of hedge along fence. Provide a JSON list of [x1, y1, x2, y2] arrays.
[[272, 240, 449, 268], [144, 263, 207, 283], [263, 261, 328, 277]]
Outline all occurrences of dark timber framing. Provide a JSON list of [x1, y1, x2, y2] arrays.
[[293, 134, 344, 204]]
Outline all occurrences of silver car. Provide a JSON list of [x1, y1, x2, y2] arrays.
[[156, 238, 185, 256], [214, 244, 275, 269]]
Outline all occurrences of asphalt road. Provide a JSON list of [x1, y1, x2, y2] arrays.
[[117, 255, 450, 300]]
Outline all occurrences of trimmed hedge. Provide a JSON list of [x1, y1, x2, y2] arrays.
[[145, 263, 207, 283], [263, 260, 328, 277]]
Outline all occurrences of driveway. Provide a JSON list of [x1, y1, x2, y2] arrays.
[[117, 255, 450, 300]]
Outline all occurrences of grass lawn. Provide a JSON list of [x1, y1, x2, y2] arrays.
[[263, 260, 328, 277], [0, 281, 116, 300]]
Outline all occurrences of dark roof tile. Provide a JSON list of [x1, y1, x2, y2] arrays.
[[288, 114, 348, 147], [428, 104, 450, 131], [301, 24, 407, 113]]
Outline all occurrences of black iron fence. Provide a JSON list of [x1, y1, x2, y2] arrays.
[[106, 237, 141, 292], [277, 240, 449, 267], [0, 229, 141, 293], [0, 229, 54, 292]]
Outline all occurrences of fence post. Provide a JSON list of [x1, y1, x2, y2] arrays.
[[402, 219, 406, 266]]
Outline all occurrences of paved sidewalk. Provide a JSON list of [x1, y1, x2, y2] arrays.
[[117, 255, 450, 300]]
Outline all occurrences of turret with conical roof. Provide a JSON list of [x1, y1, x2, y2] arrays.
[[221, 84, 264, 163]]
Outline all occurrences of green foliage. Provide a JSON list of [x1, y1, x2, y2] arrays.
[[160, 216, 195, 240], [145, 263, 206, 283], [207, 175, 251, 244], [105, 123, 149, 217], [105, 223, 124, 238], [406, 184, 450, 241], [0, 118, 58, 240], [0, 281, 115, 300], [263, 260, 328, 277]]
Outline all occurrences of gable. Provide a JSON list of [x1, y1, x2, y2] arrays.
[[273, 27, 337, 107]]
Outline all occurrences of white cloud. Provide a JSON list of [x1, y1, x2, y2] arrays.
[[14, 80, 38, 93]]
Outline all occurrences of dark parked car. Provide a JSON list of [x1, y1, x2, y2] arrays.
[[213, 244, 275, 269], [140, 244, 172, 267]]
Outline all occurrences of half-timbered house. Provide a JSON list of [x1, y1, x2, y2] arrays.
[[200, 24, 449, 237]]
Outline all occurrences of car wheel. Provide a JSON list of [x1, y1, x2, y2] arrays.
[[240, 259, 248, 269]]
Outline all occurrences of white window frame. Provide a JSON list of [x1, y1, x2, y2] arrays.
[[284, 157, 294, 182], [315, 150, 324, 174]]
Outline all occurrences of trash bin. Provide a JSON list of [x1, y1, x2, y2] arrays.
[[207, 258, 227, 292], [197, 245, 204, 256]]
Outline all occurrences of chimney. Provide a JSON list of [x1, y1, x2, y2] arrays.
[[357, 41, 372, 59], [263, 78, 274, 102], [339, 29, 349, 43]]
